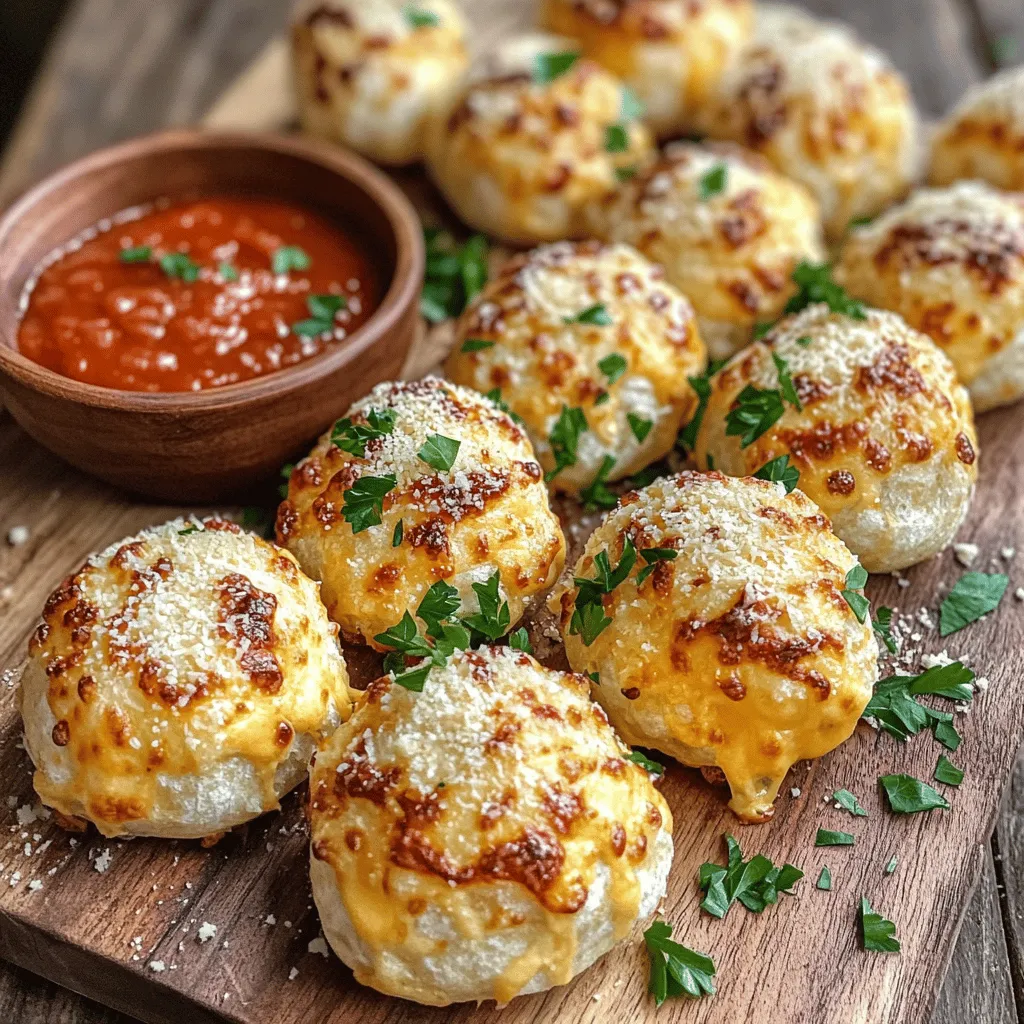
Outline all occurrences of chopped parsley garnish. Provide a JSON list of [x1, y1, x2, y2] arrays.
[[598, 352, 627, 385], [218, 261, 239, 282], [461, 572, 512, 642], [417, 433, 461, 472], [177, 525, 200, 536], [416, 579, 462, 638], [880, 773, 949, 814], [698, 163, 728, 202], [532, 50, 580, 85], [620, 85, 644, 121], [508, 627, 532, 654], [588, 671, 601, 685], [636, 547, 677, 587], [460, 338, 495, 353], [772, 352, 802, 411], [935, 755, 964, 787], [271, 245, 310, 274], [594, 390, 610, 405], [293, 293, 346, 337], [833, 789, 868, 817], [885, 855, 899, 875], [484, 387, 524, 425], [376, 610, 434, 663], [753, 454, 799, 493], [643, 920, 716, 1005], [628, 414, 653, 443], [331, 408, 397, 458], [677, 359, 727, 452], [241, 506, 274, 539], [159, 252, 200, 283], [341, 474, 396, 533], [939, 571, 1008, 636], [699, 834, 803, 919], [862, 661, 974, 744], [815, 829, 854, 847], [860, 898, 900, 952], [605, 123, 630, 153], [796, 335, 813, 347], [873, 606, 898, 654], [565, 303, 613, 326], [725, 385, 785, 448], [817, 867, 833, 891], [848, 214, 875, 229], [569, 537, 637, 646], [421, 228, 488, 322], [119, 245, 152, 263], [545, 405, 588, 482], [784, 261, 867, 320], [403, 5, 440, 28], [627, 749, 665, 775], [392, 519, 404, 547], [579, 454, 618, 511], [841, 564, 870, 623], [615, 165, 639, 183]]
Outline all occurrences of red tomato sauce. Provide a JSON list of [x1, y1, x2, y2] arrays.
[[17, 197, 379, 392]]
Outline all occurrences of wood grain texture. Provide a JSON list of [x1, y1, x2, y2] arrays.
[[1, 0, 1023, 1022]]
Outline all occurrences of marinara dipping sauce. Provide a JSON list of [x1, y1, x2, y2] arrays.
[[17, 197, 379, 392]]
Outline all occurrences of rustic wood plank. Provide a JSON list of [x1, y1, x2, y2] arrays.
[[994, 743, 1024, 1013]]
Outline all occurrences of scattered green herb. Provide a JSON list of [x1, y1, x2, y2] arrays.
[[508, 627, 532, 654], [418, 433, 461, 472], [879, 773, 949, 814], [484, 387, 524, 425], [841, 564, 870, 624], [271, 245, 311, 274], [860, 897, 900, 952], [699, 834, 803, 919], [817, 867, 832, 891], [421, 228, 488, 322], [392, 519, 404, 547], [885, 855, 899, 875], [644, 920, 716, 1005], [753, 454, 799, 493], [404, 5, 440, 28], [119, 245, 152, 264], [460, 338, 495, 353], [628, 413, 653, 443], [772, 352, 803, 411], [725, 384, 785, 448], [620, 85, 644, 121], [341, 474, 396, 533], [565, 303, 613, 327], [461, 572, 512, 642], [677, 359, 727, 452], [816, 829, 855, 847], [783, 261, 867, 320], [569, 537, 637, 646], [935, 755, 964, 787], [627, 749, 665, 776], [294, 293, 346, 336], [636, 547, 678, 587], [545, 405, 589, 482], [533, 50, 580, 85], [598, 352, 627, 385], [218, 261, 239, 282], [160, 252, 200, 283], [698, 163, 728, 202], [862, 661, 974, 743], [833, 789, 868, 817], [331, 408, 397, 458], [939, 571, 1008, 636], [873, 606, 898, 654], [579, 454, 618, 510], [605, 123, 629, 153]]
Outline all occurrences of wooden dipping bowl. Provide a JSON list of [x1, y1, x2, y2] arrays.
[[0, 129, 424, 502]]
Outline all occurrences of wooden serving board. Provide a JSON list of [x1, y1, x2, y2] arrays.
[[2, 3, 1023, 1023]]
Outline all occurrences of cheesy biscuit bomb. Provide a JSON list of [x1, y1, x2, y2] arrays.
[[549, 472, 877, 822], [836, 181, 1024, 412], [292, 0, 469, 166], [20, 517, 353, 839], [590, 141, 825, 361], [693, 304, 979, 573], [277, 377, 565, 647], [539, 0, 753, 139], [445, 241, 706, 497], [309, 645, 673, 1005], [425, 33, 653, 244], [699, 4, 920, 240]]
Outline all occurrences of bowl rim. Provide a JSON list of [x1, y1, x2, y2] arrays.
[[0, 128, 424, 413]]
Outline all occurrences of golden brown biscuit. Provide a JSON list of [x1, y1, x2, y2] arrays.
[[590, 141, 825, 360], [693, 305, 979, 572], [292, 0, 470, 166], [549, 471, 877, 822], [309, 645, 673, 1005], [445, 240, 706, 495], [277, 377, 566, 646], [20, 517, 353, 839]]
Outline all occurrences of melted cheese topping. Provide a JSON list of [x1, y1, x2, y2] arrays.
[[292, 0, 469, 165], [591, 141, 825, 360], [836, 181, 1024, 410], [931, 66, 1024, 192], [425, 33, 654, 244], [308, 645, 672, 1006], [445, 241, 706, 492], [548, 472, 877, 821], [277, 377, 566, 647], [21, 517, 353, 838], [539, 0, 753, 137], [700, 3, 920, 238], [694, 305, 979, 572]]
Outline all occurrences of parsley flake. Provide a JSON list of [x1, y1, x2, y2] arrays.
[[772, 352, 803, 411], [598, 352, 627, 385], [862, 661, 974, 743], [753, 454, 799, 493], [628, 413, 653, 443], [460, 338, 495, 353], [421, 228, 488, 323], [579, 454, 618, 511], [569, 537, 637, 646], [331, 408, 397, 458], [392, 519, 404, 547], [815, 829, 854, 847], [698, 163, 728, 202], [817, 867, 832, 891], [620, 85, 644, 121], [508, 627, 532, 654], [271, 245, 310, 274], [341, 474, 396, 533], [294, 293, 346, 336], [643, 920, 716, 1005], [841, 564, 870, 623], [218, 261, 239, 282], [885, 855, 899, 875], [784, 261, 867, 320], [678, 359, 727, 452], [627, 749, 665, 776], [533, 50, 580, 85], [565, 303, 613, 326], [636, 547, 677, 587], [725, 384, 785, 447], [699, 834, 803, 919], [418, 433, 461, 472], [119, 245, 152, 264], [160, 252, 200, 283], [860, 897, 900, 953], [615, 165, 638, 183], [484, 387, 524, 425], [935, 755, 964, 787], [873, 606, 898, 654], [545, 405, 588, 482], [404, 5, 440, 28], [880, 774, 949, 814], [833, 789, 867, 817], [939, 571, 1008, 636], [461, 572, 512, 642], [605, 123, 629, 153]]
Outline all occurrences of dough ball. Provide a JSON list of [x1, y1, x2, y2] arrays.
[[20, 517, 353, 839], [590, 141, 825, 360], [931, 66, 1024, 191], [276, 377, 566, 646], [548, 471, 877, 822], [445, 240, 706, 495], [699, 4, 921, 239], [693, 304, 979, 573], [309, 645, 673, 1005], [292, 0, 470, 166], [425, 33, 654, 244], [538, 0, 753, 138], [836, 181, 1024, 412]]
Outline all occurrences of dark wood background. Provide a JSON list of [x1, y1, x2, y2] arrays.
[[3, 1, 1024, 1021]]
